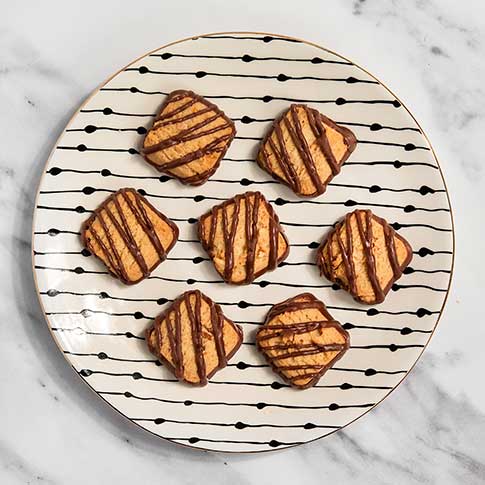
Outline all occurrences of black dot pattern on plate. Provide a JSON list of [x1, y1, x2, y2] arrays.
[[33, 32, 452, 453]]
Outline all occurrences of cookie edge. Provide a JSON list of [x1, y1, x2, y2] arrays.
[[256, 104, 357, 197], [197, 191, 290, 285], [81, 187, 179, 285], [316, 210, 413, 305], [256, 292, 350, 390], [145, 290, 243, 386], [142, 89, 236, 186]]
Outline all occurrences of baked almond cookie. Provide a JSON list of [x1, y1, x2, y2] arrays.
[[142, 90, 236, 185], [317, 209, 413, 304], [256, 293, 349, 389], [198, 191, 289, 284], [81, 188, 178, 285], [146, 290, 243, 386], [257, 104, 357, 197]]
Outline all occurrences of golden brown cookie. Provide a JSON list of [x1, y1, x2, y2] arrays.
[[317, 209, 413, 304], [146, 290, 243, 386], [198, 191, 289, 284], [141, 90, 236, 185], [257, 104, 357, 197], [81, 188, 178, 285], [256, 293, 349, 389]]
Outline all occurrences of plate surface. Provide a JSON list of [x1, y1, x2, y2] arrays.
[[32, 32, 454, 452]]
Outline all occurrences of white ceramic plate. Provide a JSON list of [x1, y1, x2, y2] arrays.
[[32, 32, 454, 453]]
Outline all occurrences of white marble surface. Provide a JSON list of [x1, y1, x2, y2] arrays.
[[1, 0, 484, 483]]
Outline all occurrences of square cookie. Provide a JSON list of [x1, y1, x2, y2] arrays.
[[256, 293, 349, 389], [142, 90, 236, 185], [257, 104, 357, 197], [317, 209, 413, 304], [81, 188, 178, 284], [146, 290, 243, 386], [198, 191, 289, 284]]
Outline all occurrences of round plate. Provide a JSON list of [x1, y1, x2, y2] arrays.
[[32, 32, 454, 453]]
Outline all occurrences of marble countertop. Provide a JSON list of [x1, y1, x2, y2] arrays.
[[2, 0, 484, 483]]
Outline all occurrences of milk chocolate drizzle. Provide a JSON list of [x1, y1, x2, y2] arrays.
[[258, 104, 357, 196], [317, 209, 411, 304], [198, 191, 289, 284], [142, 90, 236, 185], [256, 294, 349, 389], [81, 188, 178, 284], [147, 290, 243, 385]]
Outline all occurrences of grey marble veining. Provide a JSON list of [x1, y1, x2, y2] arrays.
[[1, 0, 484, 483]]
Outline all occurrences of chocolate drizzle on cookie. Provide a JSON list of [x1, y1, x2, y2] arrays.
[[146, 290, 243, 386], [256, 293, 349, 389], [258, 104, 357, 197], [81, 188, 179, 284], [317, 209, 413, 304], [142, 90, 236, 185], [198, 191, 289, 284]]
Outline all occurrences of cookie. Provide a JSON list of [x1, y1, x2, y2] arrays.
[[141, 90, 236, 185], [81, 188, 178, 285], [146, 290, 243, 386], [257, 104, 357, 197], [256, 293, 349, 389], [317, 209, 413, 304], [198, 191, 289, 284]]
